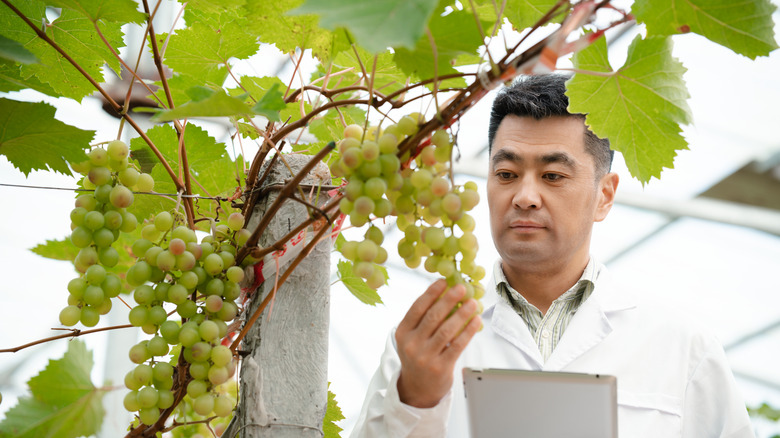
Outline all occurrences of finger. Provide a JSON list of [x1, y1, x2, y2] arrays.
[[442, 305, 482, 361], [415, 284, 467, 338], [428, 297, 478, 352], [397, 279, 448, 336]]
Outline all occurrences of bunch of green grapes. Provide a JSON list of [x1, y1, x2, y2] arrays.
[[331, 117, 486, 308], [60, 140, 154, 327], [122, 212, 244, 424]]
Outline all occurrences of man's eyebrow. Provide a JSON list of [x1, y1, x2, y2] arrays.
[[491, 149, 522, 168], [538, 152, 576, 168]]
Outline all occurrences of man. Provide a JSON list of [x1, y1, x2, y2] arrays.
[[351, 74, 754, 437]]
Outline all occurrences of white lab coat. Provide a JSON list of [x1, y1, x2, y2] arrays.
[[351, 264, 754, 438]]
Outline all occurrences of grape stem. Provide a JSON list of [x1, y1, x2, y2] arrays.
[[0, 324, 133, 354]]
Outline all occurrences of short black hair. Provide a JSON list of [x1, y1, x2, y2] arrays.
[[488, 74, 614, 177]]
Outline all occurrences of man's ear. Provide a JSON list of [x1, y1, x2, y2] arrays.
[[594, 172, 619, 222]]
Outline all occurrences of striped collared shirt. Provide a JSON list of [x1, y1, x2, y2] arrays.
[[494, 258, 600, 362]]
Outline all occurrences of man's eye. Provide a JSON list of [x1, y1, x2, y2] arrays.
[[543, 173, 563, 182], [496, 171, 514, 180]]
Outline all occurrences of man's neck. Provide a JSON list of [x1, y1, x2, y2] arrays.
[[502, 257, 589, 314]]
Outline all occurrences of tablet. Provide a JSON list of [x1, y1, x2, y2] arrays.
[[462, 368, 618, 438]]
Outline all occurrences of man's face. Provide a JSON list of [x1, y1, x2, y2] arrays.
[[487, 115, 616, 273]]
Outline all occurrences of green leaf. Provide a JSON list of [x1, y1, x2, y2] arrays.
[[321, 45, 410, 94], [291, 0, 439, 53], [567, 34, 692, 184], [30, 238, 79, 262], [150, 64, 229, 108], [153, 88, 255, 122], [0, 33, 39, 64], [252, 82, 287, 121], [308, 105, 366, 143], [0, 340, 106, 438], [501, 0, 564, 32], [0, 98, 93, 176], [632, 0, 778, 60], [323, 387, 345, 438], [243, 0, 347, 61], [232, 76, 312, 125], [129, 124, 242, 224], [336, 260, 383, 305], [47, 0, 146, 24], [162, 9, 259, 74], [0, 2, 127, 101], [393, 10, 487, 88]]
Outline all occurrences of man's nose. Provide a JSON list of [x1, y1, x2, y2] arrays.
[[512, 176, 541, 210]]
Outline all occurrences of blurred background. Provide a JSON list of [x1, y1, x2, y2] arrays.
[[1, 1, 779, 436]]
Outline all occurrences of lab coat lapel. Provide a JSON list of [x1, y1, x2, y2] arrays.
[[490, 297, 545, 368], [543, 271, 636, 371]]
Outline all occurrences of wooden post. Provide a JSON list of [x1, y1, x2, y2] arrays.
[[231, 154, 332, 437]]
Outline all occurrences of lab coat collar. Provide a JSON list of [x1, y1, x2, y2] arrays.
[[485, 258, 637, 370]]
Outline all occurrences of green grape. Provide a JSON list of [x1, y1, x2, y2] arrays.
[[353, 196, 375, 216], [160, 320, 181, 344], [68, 277, 87, 297], [179, 271, 199, 290], [157, 390, 174, 409], [141, 224, 160, 242], [460, 188, 480, 210], [177, 299, 198, 319], [422, 227, 445, 250], [373, 198, 393, 218], [173, 225, 197, 243], [343, 123, 363, 139], [156, 250, 175, 272], [59, 305, 81, 326], [133, 284, 155, 305], [70, 207, 88, 226], [205, 295, 223, 314], [338, 137, 361, 152], [147, 336, 169, 357], [213, 395, 234, 417], [94, 184, 112, 203], [147, 305, 167, 326], [75, 193, 97, 211], [109, 158, 128, 171], [103, 210, 123, 230], [203, 253, 224, 276], [83, 285, 104, 306], [361, 141, 379, 161], [363, 177, 387, 200], [208, 365, 229, 385], [179, 325, 200, 348], [138, 407, 160, 425], [107, 140, 129, 161], [198, 320, 219, 343], [118, 168, 140, 187], [226, 266, 244, 283], [344, 179, 364, 201], [88, 166, 112, 186], [217, 301, 238, 321], [120, 211, 138, 233], [418, 146, 437, 166], [356, 240, 378, 262], [92, 228, 114, 248], [366, 268, 386, 289], [154, 211, 173, 232], [431, 177, 450, 197], [193, 393, 215, 416], [135, 173, 154, 192], [83, 211, 105, 231], [378, 133, 399, 154], [227, 212, 244, 231], [123, 391, 141, 412], [133, 363, 154, 385], [80, 307, 100, 327], [137, 386, 159, 409], [128, 306, 148, 327], [431, 129, 450, 147], [210, 345, 232, 367], [354, 261, 374, 279], [397, 115, 419, 136], [365, 226, 384, 245], [176, 251, 197, 271], [190, 341, 212, 362], [89, 147, 109, 166]]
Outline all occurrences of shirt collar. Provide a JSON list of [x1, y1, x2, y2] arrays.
[[494, 257, 601, 312]]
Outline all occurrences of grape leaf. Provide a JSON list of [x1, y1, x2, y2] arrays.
[[291, 0, 439, 53], [243, 0, 346, 61], [308, 105, 366, 143], [567, 34, 691, 184], [0, 340, 106, 438], [323, 387, 345, 438], [46, 0, 146, 24], [393, 10, 488, 89], [501, 0, 564, 32], [322, 45, 410, 94], [232, 76, 310, 125], [336, 260, 382, 305], [152, 88, 255, 122], [0, 33, 39, 64], [632, 0, 778, 60], [0, 98, 93, 176], [162, 9, 259, 75], [252, 82, 287, 122], [0, 3, 127, 101], [31, 238, 79, 262], [150, 64, 228, 108], [129, 125, 241, 224]]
